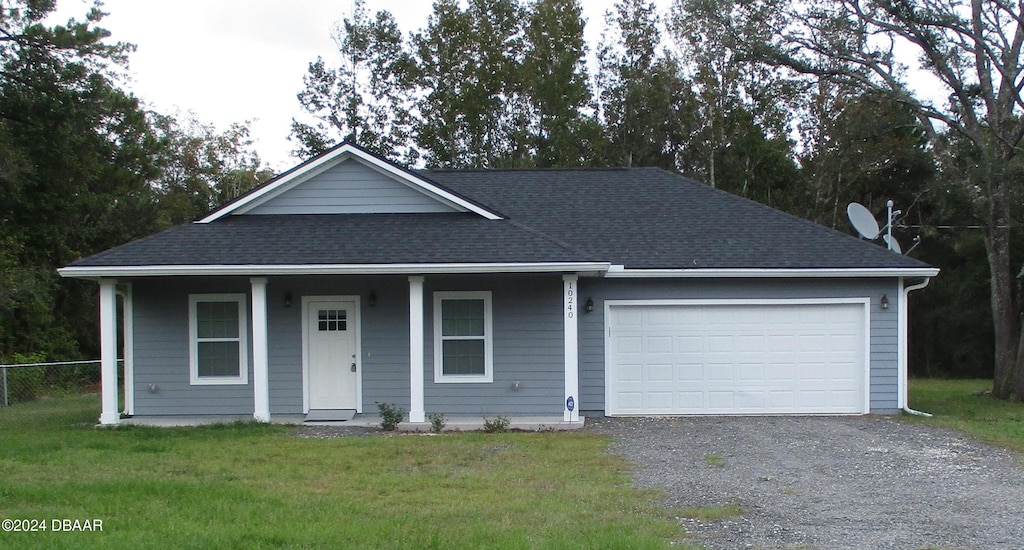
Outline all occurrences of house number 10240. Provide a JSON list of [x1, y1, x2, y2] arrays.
[[566, 282, 574, 319]]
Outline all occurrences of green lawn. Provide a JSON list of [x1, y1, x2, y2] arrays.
[[0, 396, 688, 549], [907, 378, 1024, 453]]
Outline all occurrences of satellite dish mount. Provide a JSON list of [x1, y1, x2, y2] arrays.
[[847, 199, 918, 254]]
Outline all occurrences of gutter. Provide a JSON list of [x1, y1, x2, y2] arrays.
[[605, 266, 940, 278], [57, 261, 612, 278], [900, 277, 933, 417]]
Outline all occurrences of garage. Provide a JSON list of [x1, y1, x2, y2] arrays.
[[606, 300, 869, 415]]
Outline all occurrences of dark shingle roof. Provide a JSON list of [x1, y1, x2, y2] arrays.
[[422, 167, 929, 270], [72, 213, 595, 267], [66, 165, 930, 271]]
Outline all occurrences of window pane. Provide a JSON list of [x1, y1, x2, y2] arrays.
[[196, 302, 239, 339], [197, 341, 241, 377], [441, 299, 484, 337], [442, 339, 485, 376]]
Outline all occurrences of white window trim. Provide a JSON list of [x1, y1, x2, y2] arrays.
[[189, 293, 249, 386], [433, 291, 493, 383]]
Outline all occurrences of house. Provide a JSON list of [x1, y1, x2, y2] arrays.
[[59, 143, 937, 426]]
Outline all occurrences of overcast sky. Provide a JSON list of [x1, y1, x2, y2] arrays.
[[49, 0, 673, 170]]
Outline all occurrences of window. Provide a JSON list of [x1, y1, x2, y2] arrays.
[[317, 309, 347, 331], [434, 291, 493, 383], [189, 294, 248, 385]]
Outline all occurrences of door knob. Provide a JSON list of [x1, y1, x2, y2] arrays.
[[351, 363, 357, 372]]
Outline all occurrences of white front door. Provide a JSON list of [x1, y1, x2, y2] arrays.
[[306, 299, 359, 410]]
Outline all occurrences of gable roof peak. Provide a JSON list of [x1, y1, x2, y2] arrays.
[[197, 142, 502, 223]]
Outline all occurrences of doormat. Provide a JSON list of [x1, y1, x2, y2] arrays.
[[305, 409, 357, 422]]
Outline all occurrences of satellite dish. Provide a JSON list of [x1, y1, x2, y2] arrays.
[[847, 202, 880, 239], [883, 234, 902, 254]]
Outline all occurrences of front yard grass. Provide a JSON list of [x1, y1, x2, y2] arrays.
[[907, 378, 1024, 453], [0, 395, 686, 549]]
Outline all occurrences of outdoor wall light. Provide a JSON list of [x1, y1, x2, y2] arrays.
[[585, 297, 594, 313], [369, 291, 378, 307], [880, 294, 889, 310], [284, 292, 292, 308]]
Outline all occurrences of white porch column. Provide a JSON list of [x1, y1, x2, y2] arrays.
[[251, 277, 270, 422], [119, 284, 135, 416], [98, 280, 120, 425], [563, 275, 580, 422], [409, 276, 426, 423]]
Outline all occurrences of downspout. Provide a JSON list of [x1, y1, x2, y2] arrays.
[[900, 277, 933, 417]]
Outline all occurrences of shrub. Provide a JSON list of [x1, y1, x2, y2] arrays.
[[377, 402, 404, 431], [6, 366, 45, 404], [427, 412, 446, 433], [482, 415, 510, 433]]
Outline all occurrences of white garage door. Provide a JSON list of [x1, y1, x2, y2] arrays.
[[607, 301, 868, 415]]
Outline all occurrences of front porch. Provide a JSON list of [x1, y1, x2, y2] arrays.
[[95, 272, 585, 426], [120, 414, 587, 431]]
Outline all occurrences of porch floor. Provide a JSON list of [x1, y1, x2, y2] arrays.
[[118, 414, 586, 431]]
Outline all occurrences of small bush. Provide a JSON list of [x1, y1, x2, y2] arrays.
[[378, 402, 405, 431], [427, 412, 446, 433], [6, 366, 45, 404], [482, 415, 510, 433]]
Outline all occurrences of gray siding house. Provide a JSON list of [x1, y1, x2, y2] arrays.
[[59, 143, 937, 426]]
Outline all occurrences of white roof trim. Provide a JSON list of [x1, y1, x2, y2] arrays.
[[605, 265, 940, 278], [58, 262, 611, 278], [197, 144, 503, 222]]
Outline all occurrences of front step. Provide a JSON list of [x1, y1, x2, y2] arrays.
[[305, 409, 356, 422]]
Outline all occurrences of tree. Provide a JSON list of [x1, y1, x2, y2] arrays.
[[521, 0, 602, 166], [151, 113, 272, 226], [796, 89, 935, 228], [0, 0, 163, 358], [739, 0, 1024, 399], [595, 0, 693, 169], [291, 0, 415, 161], [664, 0, 800, 209], [411, 0, 527, 168]]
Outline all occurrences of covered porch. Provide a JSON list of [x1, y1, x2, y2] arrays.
[[94, 270, 590, 426]]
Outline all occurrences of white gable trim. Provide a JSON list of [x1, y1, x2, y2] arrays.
[[198, 144, 502, 222], [605, 265, 940, 278]]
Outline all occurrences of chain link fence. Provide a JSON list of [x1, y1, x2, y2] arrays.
[[0, 360, 105, 430]]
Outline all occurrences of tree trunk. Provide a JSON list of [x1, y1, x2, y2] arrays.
[[1014, 319, 1024, 401], [986, 183, 1018, 399]]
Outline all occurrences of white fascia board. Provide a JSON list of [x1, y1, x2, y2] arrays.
[[604, 265, 940, 278], [58, 262, 612, 278], [198, 144, 502, 222]]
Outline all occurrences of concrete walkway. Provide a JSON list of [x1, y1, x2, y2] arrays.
[[119, 414, 586, 431]]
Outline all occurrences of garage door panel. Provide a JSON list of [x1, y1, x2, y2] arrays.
[[646, 336, 674, 354], [707, 364, 734, 381], [676, 391, 703, 408], [677, 363, 702, 380], [617, 335, 643, 353], [676, 336, 702, 353], [736, 363, 765, 381], [608, 302, 867, 415], [617, 364, 643, 382], [767, 363, 797, 382], [648, 363, 673, 382], [647, 309, 676, 326], [647, 392, 674, 409], [707, 391, 734, 409]]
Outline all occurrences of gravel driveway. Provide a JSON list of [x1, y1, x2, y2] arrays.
[[588, 416, 1024, 550]]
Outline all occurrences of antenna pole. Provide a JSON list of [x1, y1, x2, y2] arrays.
[[886, 200, 893, 251]]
